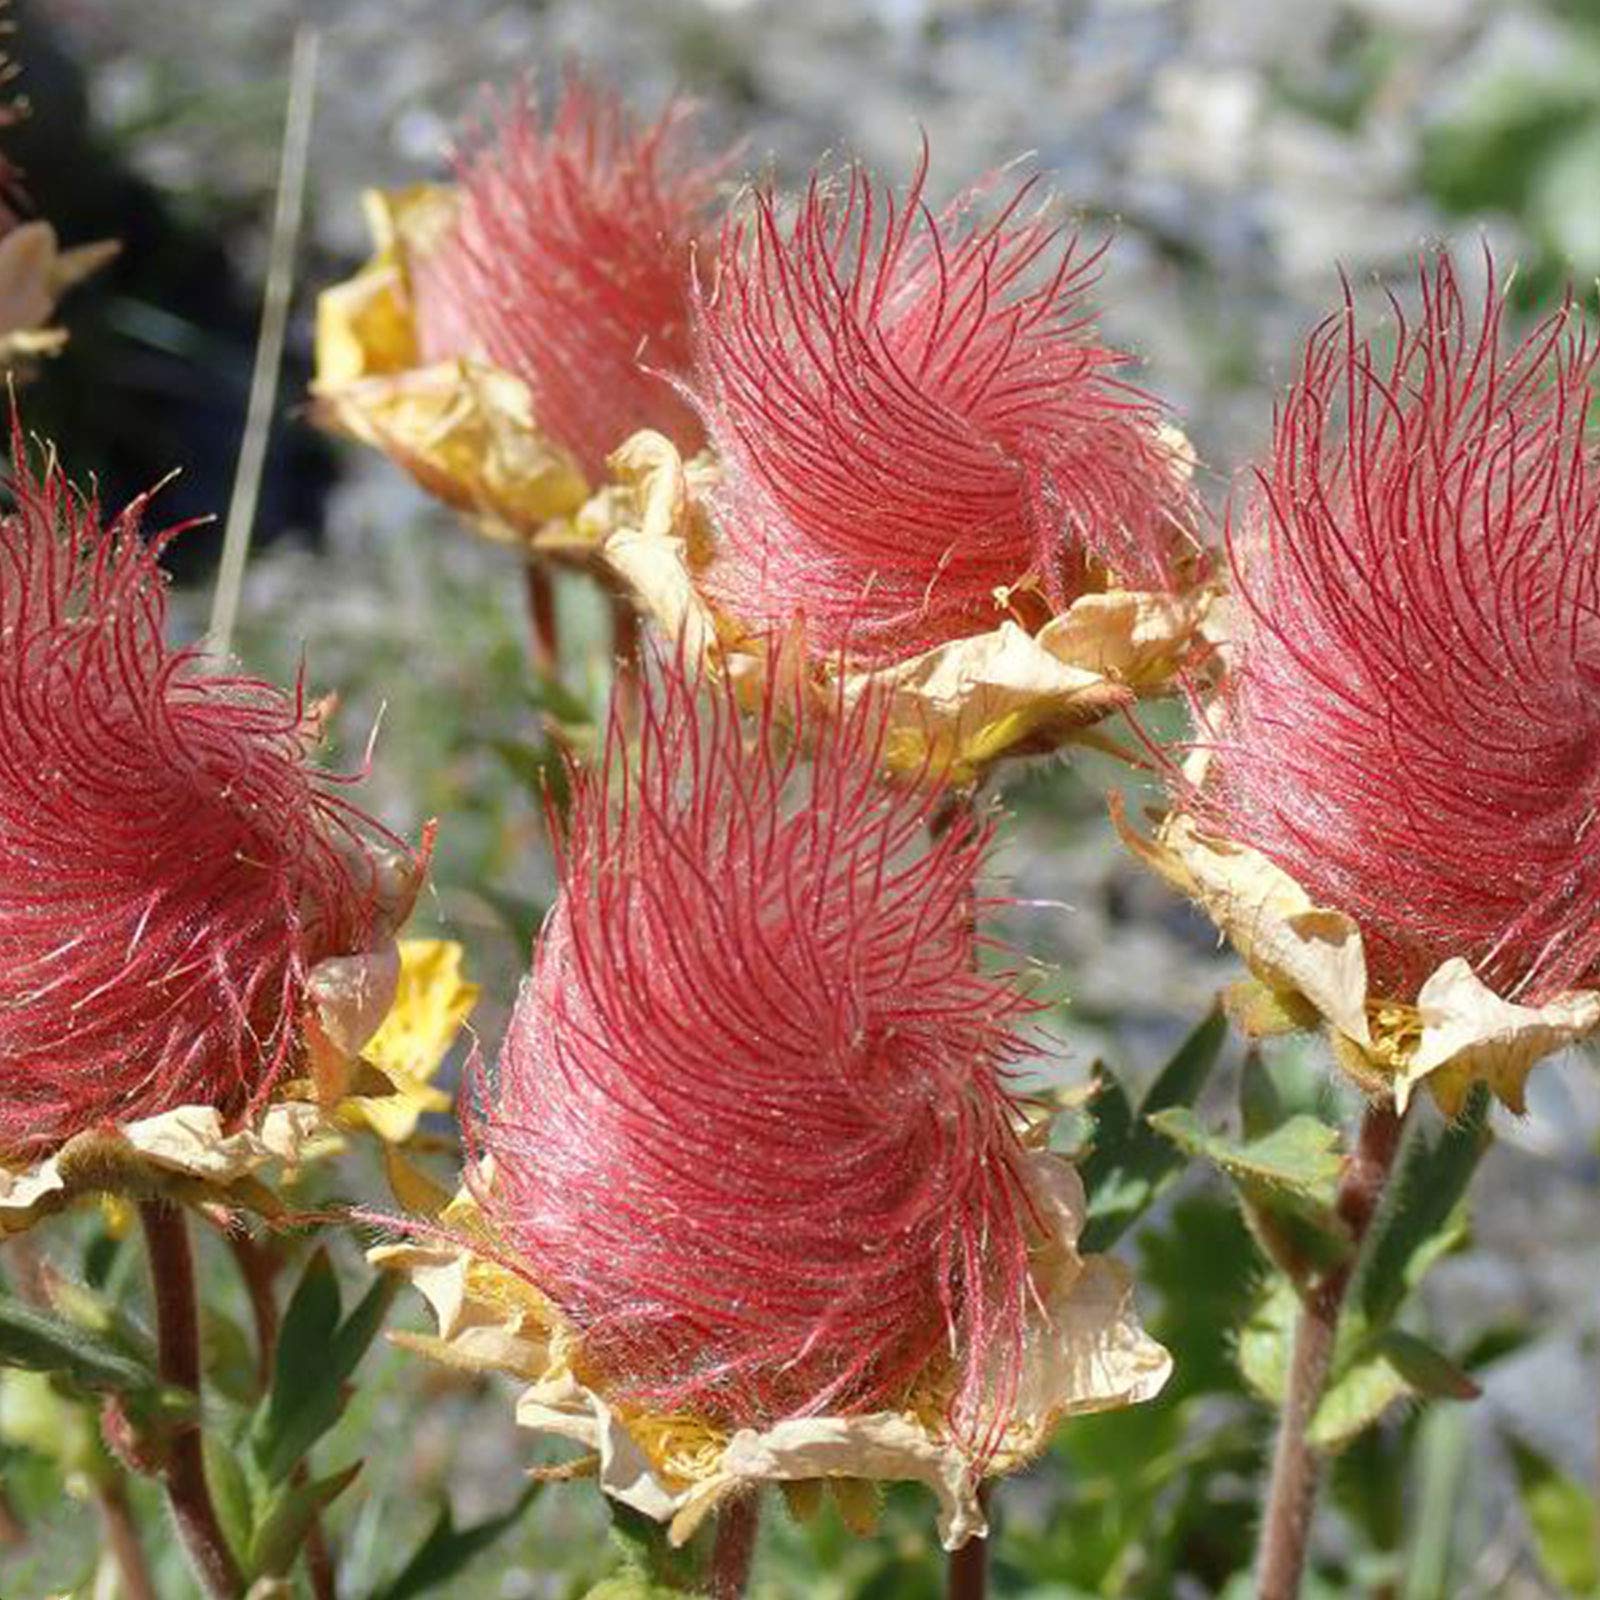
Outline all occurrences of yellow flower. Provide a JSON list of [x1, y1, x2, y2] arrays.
[[312, 187, 589, 547], [338, 939, 479, 1144]]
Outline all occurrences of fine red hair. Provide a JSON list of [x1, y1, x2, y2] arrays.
[[411, 72, 727, 480], [0, 436, 403, 1156], [470, 656, 1042, 1452], [688, 152, 1193, 664], [1193, 252, 1600, 1004]]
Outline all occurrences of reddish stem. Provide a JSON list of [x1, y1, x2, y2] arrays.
[[139, 1202, 243, 1600], [1255, 1098, 1409, 1599], [707, 1492, 761, 1600], [948, 1530, 989, 1600], [224, 1230, 280, 1394], [96, 1476, 158, 1600], [524, 560, 560, 678]]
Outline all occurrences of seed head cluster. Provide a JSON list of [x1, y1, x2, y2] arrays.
[[688, 155, 1191, 664], [471, 661, 1041, 1449], [0, 445, 398, 1156], [1193, 254, 1600, 1004]]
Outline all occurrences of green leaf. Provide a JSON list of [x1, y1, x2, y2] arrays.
[[1309, 1330, 1478, 1452], [248, 1460, 362, 1578], [374, 1484, 541, 1600], [1239, 1048, 1286, 1141], [0, 1296, 173, 1405], [523, 672, 595, 729], [1079, 1006, 1228, 1251], [1401, 1404, 1471, 1600], [608, 1501, 705, 1591], [1237, 1277, 1299, 1404], [487, 736, 562, 797], [1512, 1441, 1600, 1597], [1138, 1194, 1259, 1400], [252, 1254, 397, 1484], [203, 1432, 252, 1569], [1148, 1107, 1344, 1220], [1356, 1088, 1491, 1329], [580, 1578, 702, 1600]]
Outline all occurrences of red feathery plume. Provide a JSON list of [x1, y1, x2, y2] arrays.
[[1193, 252, 1600, 1004], [0, 436, 402, 1157], [471, 657, 1041, 1450], [411, 73, 727, 480], [688, 153, 1192, 665]]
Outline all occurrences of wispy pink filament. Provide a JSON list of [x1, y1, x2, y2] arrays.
[[471, 661, 1041, 1450], [411, 73, 727, 481], [1193, 253, 1600, 1004], [0, 438, 400, 1156], [689, 153, 1192, 664]]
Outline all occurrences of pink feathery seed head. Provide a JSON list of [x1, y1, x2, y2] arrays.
[[687, 151, 1196, 665], [0, 431, 410, 1158], [1192, 249, 1600, 1005], [409, 70, 731, 481], [468, 653, 1046, 1453]]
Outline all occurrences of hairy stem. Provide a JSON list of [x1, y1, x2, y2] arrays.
[[139, 1202, 243, 1600], [524, 561, 560, 678], [1255, 1097, 1409, 1600], [707, 1492, 761, 1600], [96, 1476, 158, 1600]]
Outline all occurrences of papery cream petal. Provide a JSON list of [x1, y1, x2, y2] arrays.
[[1402, 958, 1600, 1115], [1114, 804, 1371, 1047], [0, 1102, 336, 1235], [378, 1149, 1169, 1549], [1119, 804, 1600, 1110]]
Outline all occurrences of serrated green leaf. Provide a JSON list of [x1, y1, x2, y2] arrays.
[[1512, 1441, 1600, 1596], [373, 1484, 541, 1600], [269, 1249, 341, 1401], [1308, 1348, 1414, 1452], [252, 1257, 397, 1484], [1148, 1107, 1343, 1217], [1237, 1277, 1299, 1404], [248, 1460, 361, 1578], [1309, 1330, 1478, 1452], [1356, 1088, 1491, 1329], [1079, 1007, 1227, 1251]]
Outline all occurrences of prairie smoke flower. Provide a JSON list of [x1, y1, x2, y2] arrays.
[[376, 659, 1167, 1545], [0, 437, 420, 1175], [597, 157, 1211, 785], [313, 74, 728, 549], [1122, 253, 1600, 1110]]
